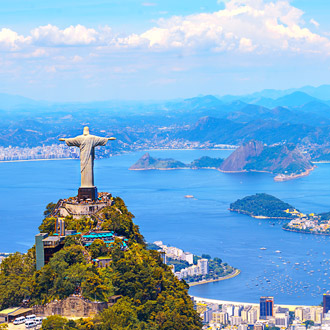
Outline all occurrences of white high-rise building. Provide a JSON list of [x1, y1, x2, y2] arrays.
[[197, 258, 209, 275], [234, 305, 243, 317], [230, 316, 242, 326], [212, 311, 228, 324], [275, 312, 290, 328], [238, 324, 248, 330], [248, 307, 258, 324], [183, 252, 194, 264], [241, 306, 251, 322]]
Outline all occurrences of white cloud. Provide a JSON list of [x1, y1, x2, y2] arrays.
[[118, 0, 330, 55], [310, 18, 320, 28], [0, 28, 31, 50], [142, 2, 156, 6], [72, 55, 83, 62], [12, 48, 47, 58], [30, 24, 111, 46], [239, 38, 256, 52], [0, 0, 329, 57]]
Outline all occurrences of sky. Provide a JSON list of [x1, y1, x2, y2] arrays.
[[0, 0, 330, 101]]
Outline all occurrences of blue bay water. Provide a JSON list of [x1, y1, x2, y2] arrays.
[[1, 149, 330, 305]]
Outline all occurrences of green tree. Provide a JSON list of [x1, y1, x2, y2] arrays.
[[42, 315, 68, 330], [304, 320, 315, 329], [88, 239, 108, 259], [44, 202, 56, 217], [38, 216, 56, 235]]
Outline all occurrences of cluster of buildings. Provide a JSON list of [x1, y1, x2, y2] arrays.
[[153, 241, 209, 280], [153, 241, 194, 264], [175, 258, 209, 280], [0, 144, 80, 161], [0, 139, 235, 162], [196, 294, 330, 330], [284, 209, 330, 234]]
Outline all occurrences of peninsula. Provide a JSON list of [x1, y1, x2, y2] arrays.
[[219, 141, 315, 181], [147, 241, 239, 286], [230, 193, 296, 219], [231, 193, 330, 236]]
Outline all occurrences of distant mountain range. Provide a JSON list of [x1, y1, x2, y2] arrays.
[[218, 84, 330, 103], [2, 85, 330, 151]]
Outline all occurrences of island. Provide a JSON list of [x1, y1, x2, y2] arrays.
[[130, 153, 224, 170], [231, 193, 330, 236], [230, 193, 297, 219], [219, 140, 315, 181]]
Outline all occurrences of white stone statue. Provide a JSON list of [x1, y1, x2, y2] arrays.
[[59, 127, 116, 188]]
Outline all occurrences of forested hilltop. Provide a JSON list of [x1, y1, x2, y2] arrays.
[[0, 197, 202, 330], [130, 153, 224, 170], [230, 193, 296, 219]]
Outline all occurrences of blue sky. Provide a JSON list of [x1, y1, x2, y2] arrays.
[[0, 0, 330, 101]]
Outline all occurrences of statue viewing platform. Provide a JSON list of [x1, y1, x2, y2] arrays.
[[52, 192, 113, 219]]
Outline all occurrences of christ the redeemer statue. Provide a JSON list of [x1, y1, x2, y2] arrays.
[[59, 126, 116, 200]]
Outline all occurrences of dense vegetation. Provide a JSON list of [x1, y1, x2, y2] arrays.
[[131, 153, 224, 170], [0, 197, 202, 329], [230, 193, 296, 219], [189, 156, 224, 168]]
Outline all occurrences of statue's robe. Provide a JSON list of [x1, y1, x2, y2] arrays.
[[65, 134, 108, 187]]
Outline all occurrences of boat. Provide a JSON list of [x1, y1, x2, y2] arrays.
[[184, 195, 194, 199], [260, 247, 267, 250], [275, 250, 281, 253]]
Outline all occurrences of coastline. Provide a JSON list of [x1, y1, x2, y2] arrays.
[[283, 226, 330, 236], [0, 147, 237, 164], [229, 208, 291, 220], [274, 167, 315, 182], [188, 269, 241, 287], [191, 296, 314, 311], [130, 167, 219, 171], [0, 157, 75, 163], [130, 167, 190, 171], [219, 168, 315, 182]]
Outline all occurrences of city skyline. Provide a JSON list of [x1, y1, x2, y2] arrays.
[[0, 0, 329, 102]]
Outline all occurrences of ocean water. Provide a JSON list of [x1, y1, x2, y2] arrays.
[[1, 149, 330, 305]]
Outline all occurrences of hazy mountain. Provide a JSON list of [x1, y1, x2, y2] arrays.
[[272, 91, 319, 107], [0, 93, 42, 110], [219, 140, 313, 175]]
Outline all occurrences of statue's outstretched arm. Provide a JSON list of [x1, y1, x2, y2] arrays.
[[59, 137, 81, 147]]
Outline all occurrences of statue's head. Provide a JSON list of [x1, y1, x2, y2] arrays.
[[83, 126, 90, 136]]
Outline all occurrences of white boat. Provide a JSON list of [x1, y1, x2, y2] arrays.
[[275, 250, 281, 253], [260, 247, 267, 250]]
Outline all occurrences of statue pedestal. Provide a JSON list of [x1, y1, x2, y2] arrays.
[[78, 187, 98, 201]]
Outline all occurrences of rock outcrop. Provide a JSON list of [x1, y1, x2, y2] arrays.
[[219, 140, 314, 176]]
